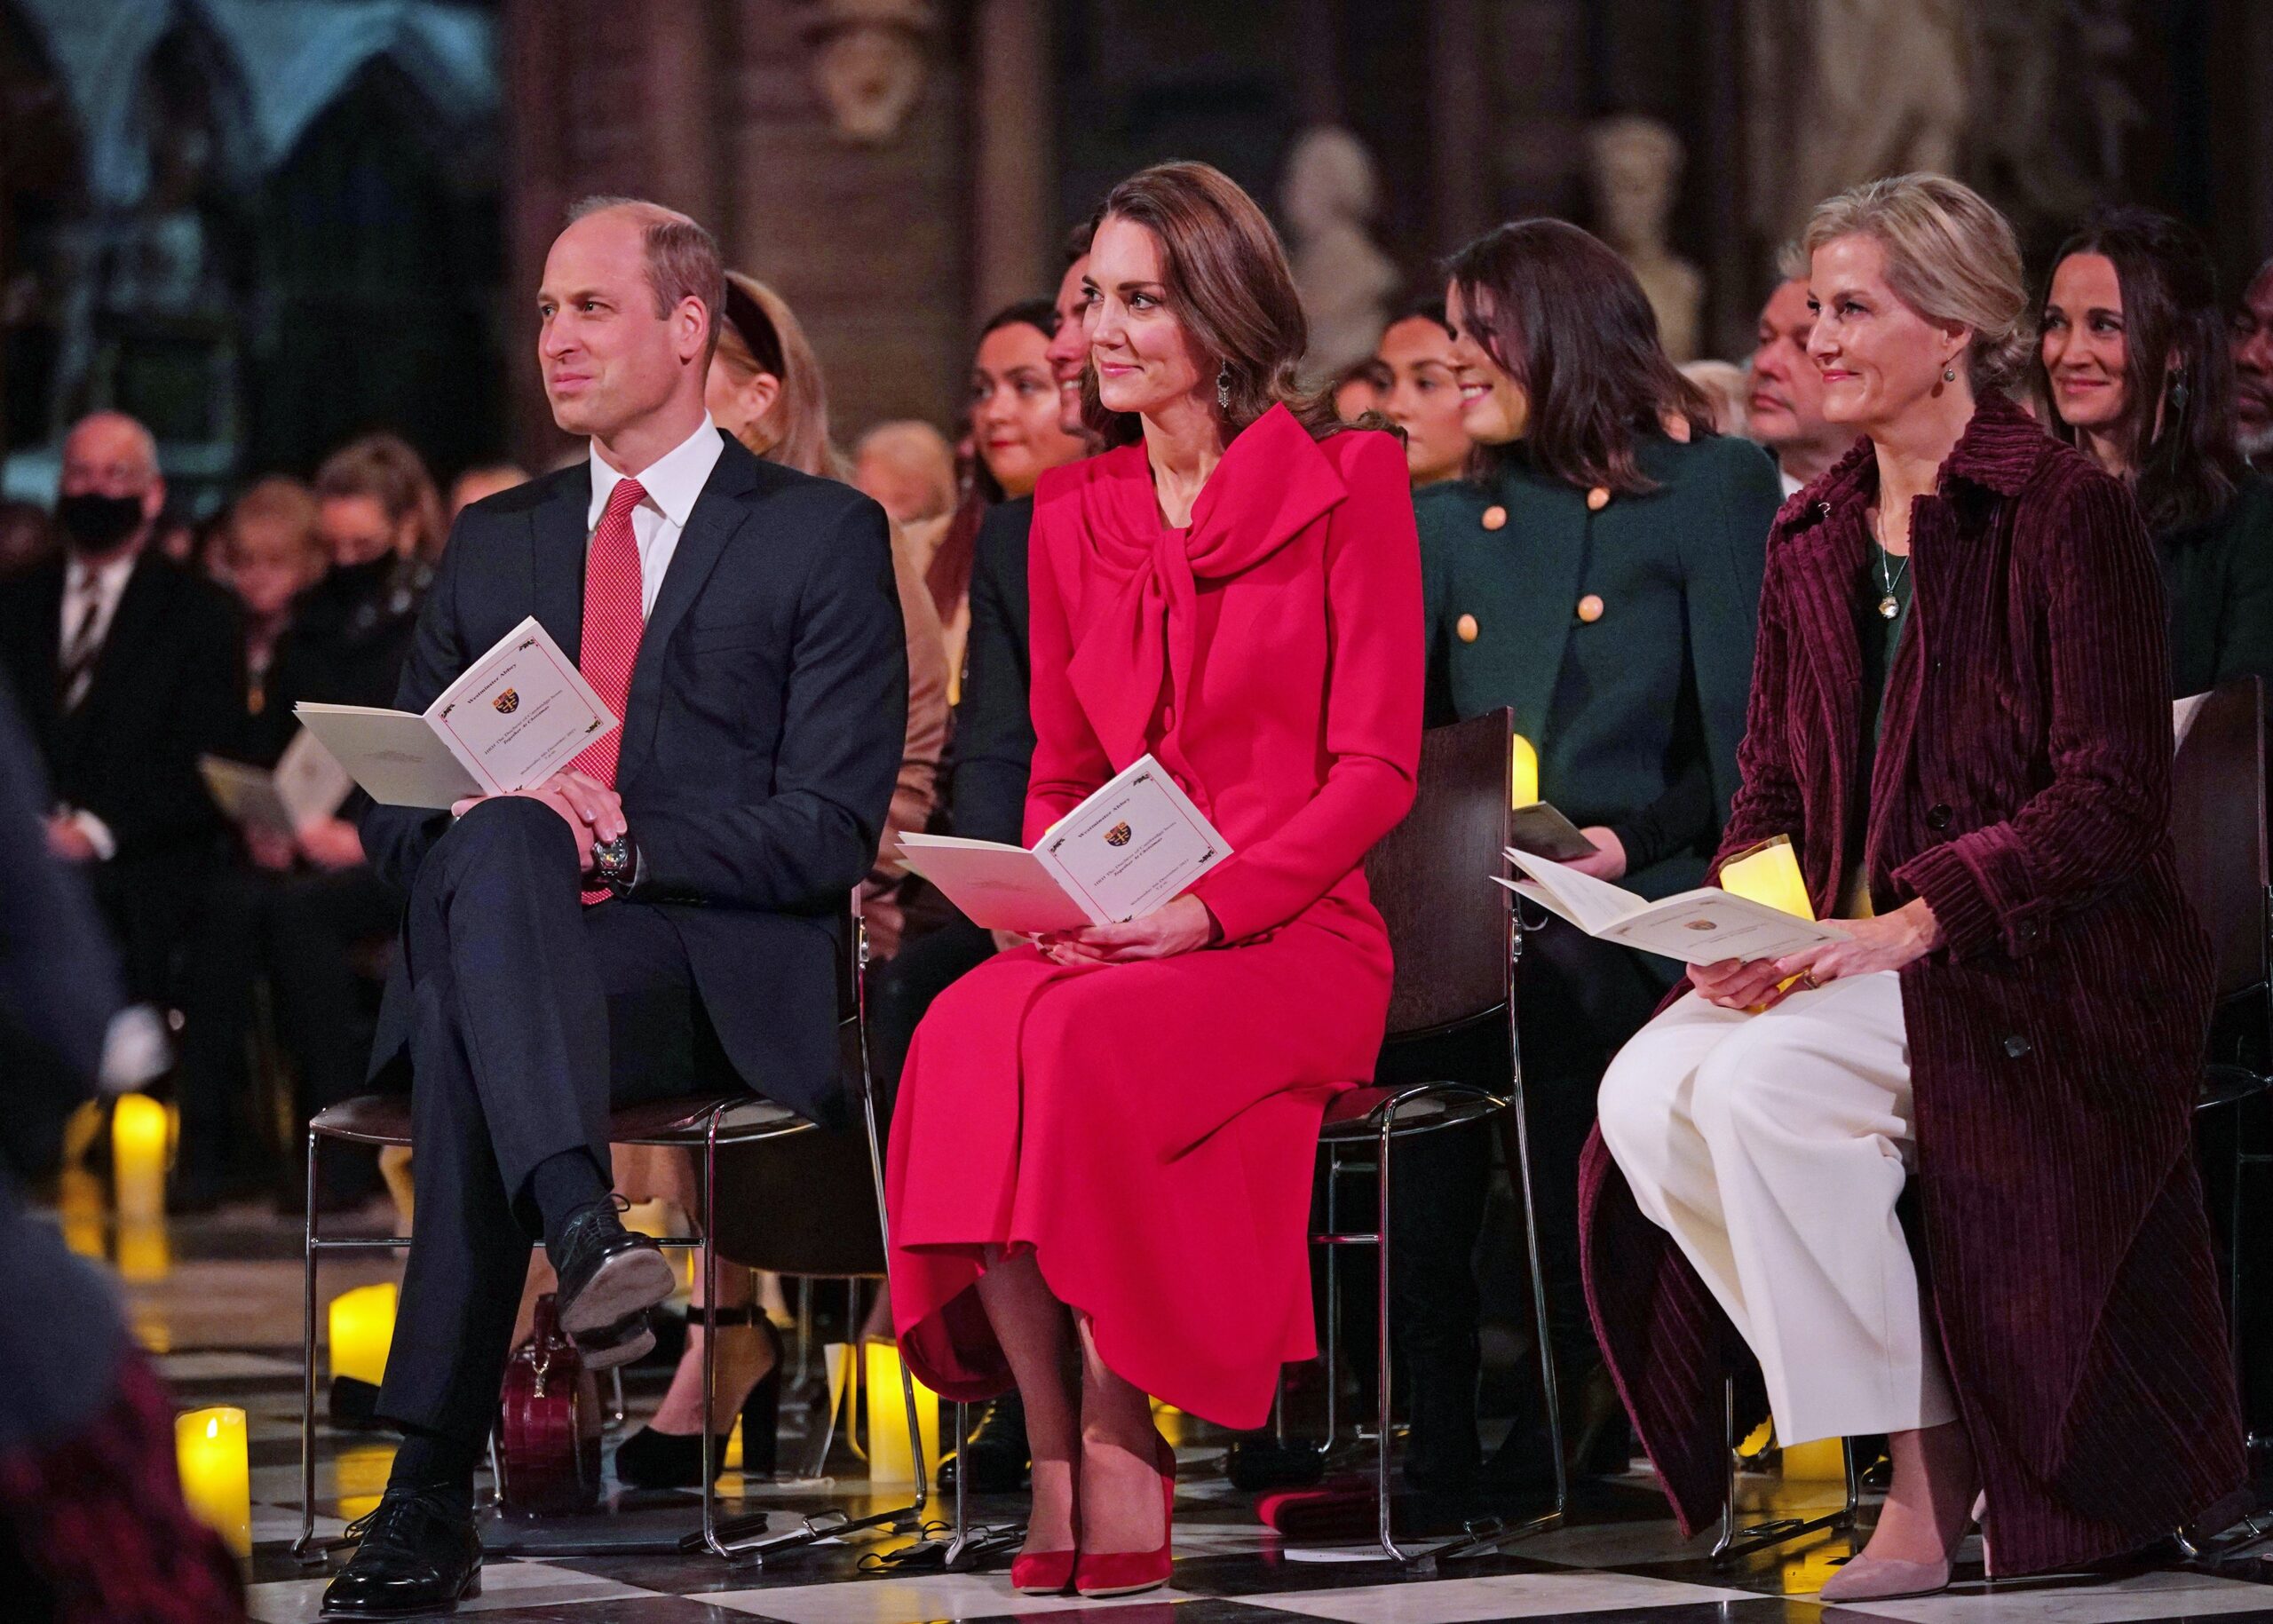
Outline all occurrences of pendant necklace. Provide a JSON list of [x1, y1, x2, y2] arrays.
[[1872, 509, 1912, 621]]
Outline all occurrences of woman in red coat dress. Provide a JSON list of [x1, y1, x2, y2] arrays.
[[1589, 173, 2241, 1603], [886, 161, 1422, 1598]]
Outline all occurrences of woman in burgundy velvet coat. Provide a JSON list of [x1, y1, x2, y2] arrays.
[[1588, 173, 2242, 1602], [886, 162, 1421, 1599]]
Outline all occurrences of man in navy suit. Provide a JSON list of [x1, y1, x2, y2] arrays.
[[327, 197, 905, 1618]]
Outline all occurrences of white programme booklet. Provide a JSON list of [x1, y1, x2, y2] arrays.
[[199, 728, 357, 838], [292, 617, 616, 810], [898, 754, 1232, 936], [1496, 845, 1849, 965]]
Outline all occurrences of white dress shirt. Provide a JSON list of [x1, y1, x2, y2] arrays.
[[586, 416, 726, 619]]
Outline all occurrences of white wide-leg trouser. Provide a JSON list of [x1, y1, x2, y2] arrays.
[[1596, 970, 1957, 1446]]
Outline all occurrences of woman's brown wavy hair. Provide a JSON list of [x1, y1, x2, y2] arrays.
[[1079, 161, 1344, 448]]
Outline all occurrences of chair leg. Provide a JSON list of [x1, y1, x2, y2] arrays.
[[1709, 1374, 1858, 1567], [294, 1129, 323, 1562], [688, 1081, 931, 1559], [1374, 1113, 1401, 1562]]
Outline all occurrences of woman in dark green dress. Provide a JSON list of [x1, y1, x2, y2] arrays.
[[2037, 206, 2273, 697], [1395, 218, 1783, 1496]]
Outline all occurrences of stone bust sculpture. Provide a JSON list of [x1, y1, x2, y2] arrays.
[[1587, 115, 1704, 363], [801, 0, 936, 146], [1281, 126, 1399, 385]]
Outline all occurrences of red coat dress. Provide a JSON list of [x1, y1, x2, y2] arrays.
[[886, 407, 1422, 1428], [1580, 395, 2245, 1574]]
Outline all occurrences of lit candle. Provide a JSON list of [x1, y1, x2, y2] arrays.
[[112, 1093, 168, 1223], [176, 1406, 250, 1557], [863, 1341, 941, 1485], [329, 1283, 397, 1388], [115, 1219, 170, 1283], [1718, 835, 1814, 921], [1510, 733, 1540, 808]]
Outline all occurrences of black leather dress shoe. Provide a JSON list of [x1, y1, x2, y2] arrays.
[[552, 1197, 676, 1370], [321, 1486, 482, 1618]]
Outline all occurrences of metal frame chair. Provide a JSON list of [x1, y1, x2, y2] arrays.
[[1708, 1379, 1859, 1566], [293, 895, 929, 1565], [1295, 709, 1563, 1565], [2166, 680, 2273, 1561]]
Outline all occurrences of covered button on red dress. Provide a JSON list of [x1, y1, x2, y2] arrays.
[[885, 408, 1423, 1428]]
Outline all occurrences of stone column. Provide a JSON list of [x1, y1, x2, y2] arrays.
[[643, 0, 725, 234], [970, 0, 1052, 321], [1427, 0, 1490, 249]]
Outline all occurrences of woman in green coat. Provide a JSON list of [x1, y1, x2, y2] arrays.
[[2037, 206, 2273, 697], [1394, 218, 1783, 1498]]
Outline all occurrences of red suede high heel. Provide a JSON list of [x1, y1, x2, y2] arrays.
[[1074, 1434, 1176, 1598], [1009, 1548, 1078, 1596]]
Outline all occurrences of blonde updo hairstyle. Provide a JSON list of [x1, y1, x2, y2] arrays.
[[1802, 173, 2031, 395], [715, 270, 840, 478]]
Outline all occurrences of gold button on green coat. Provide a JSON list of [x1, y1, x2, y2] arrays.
[[1482, 504, 1508, 531], [1578, 594, 1604, 623], [1456, 613, 1479, 643]]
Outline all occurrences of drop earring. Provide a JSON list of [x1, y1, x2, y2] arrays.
[[1942, 366, 1958, 384], [2170, 368, 2191, 410], [1217, 362, 1232, 410]]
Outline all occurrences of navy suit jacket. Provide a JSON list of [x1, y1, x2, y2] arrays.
[[363, 432, 907, 1124], [946, 496, 1034, 845]]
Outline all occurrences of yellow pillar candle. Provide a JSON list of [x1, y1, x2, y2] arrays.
[[176, 1406, 250, 1557], [112, 1092, 168, 1223], [863, 1341, 941, 1485], [1718, 835, 1814, 921], [1510, 733, 1540, 808], [115, 1219, 170, 1284], [329, 1282, 398, 1387]]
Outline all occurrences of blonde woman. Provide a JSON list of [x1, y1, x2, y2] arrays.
[[1588, 174, 2241, 1599]]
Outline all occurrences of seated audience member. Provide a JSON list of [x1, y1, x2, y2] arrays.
[[886, 160, 1422, 1600], [598, 265, 946, 1489], [0, 500, 58, 579], [177, 447, 440, 1212], [922, 298, 1093, 704], [1374, 299, 1473, 487], [1748, 263, 1855, 493], [869, 232, 1098, 1494], [320, 197, 904, 1617], [1332, 354, 1390, 420], [1406, 218, 1782, 1497], [0, 412, 239, 1041], [2037, 207, 2273, 695], [222, 479, 327, 760], [1681, 359, 1750, 434], [0, 674, 243, 1624], [447, 462, 531, 526], [1593, 173, 2243, 1604], [856, 418, 958, 536], [2236, 256, 2272, 464]]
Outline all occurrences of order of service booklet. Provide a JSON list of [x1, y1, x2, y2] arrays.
[[897, 755, 1232, 936], [1495, 845, 1849, 965], [199, 728, 357, 838], [292, 617, 616, 810]]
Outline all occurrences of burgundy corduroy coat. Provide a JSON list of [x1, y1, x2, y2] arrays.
[[1580, 394, 2245, 1575]]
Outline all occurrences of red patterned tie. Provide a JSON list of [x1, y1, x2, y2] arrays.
[[572, 477, 645, 902]]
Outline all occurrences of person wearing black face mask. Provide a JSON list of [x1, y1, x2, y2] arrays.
[[173, 434, 441, 1212], [0, 411, 240, 1034]]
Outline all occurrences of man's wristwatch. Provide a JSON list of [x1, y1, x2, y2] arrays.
[[590, 831, 638, 895]]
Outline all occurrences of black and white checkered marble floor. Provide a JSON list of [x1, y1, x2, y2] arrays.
[[154, 1343, 2273, 1624]]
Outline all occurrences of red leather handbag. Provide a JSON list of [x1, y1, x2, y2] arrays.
[[495, 1293, 603, 1517]]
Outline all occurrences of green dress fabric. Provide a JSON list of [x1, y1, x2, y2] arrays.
[[1417, 431, 1784, 901], [2160, 474, 2273, 698]]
